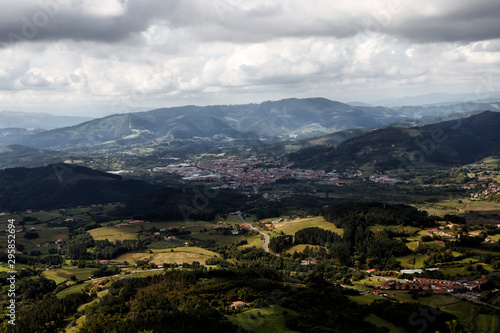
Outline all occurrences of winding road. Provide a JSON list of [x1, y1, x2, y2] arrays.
[[238, 212, 270, 252]]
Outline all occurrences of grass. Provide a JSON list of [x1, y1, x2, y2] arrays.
[[241, 234, 264, 249], [88, 225, 140, 241], [348, 294, 381, 305], [475, 314, 500, 333], [285, 244, 326, 255], [440, 300, 477, 331], [396, 254, 426, 269], [271, 216, 343, 236], [364, 313, 403, 333], [115, 247, 220, 265], [42, 267, 96, 284], [19, 226, 69, 254], [56, 282, 90, 297], [351, 276, 386, 290], [228, 305, 299, 333], [191, 232, 254, 246], [24, 211, 63, 222]]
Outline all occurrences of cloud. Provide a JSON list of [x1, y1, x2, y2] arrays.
[[2, 0, 500, 47], [0, 1, 500, 115]]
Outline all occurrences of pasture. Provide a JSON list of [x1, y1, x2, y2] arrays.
[[271, 216, 343, 236], [115, 247, 220, 265]]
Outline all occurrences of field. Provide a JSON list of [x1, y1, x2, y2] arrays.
[[114, 247, 220, 265], [42, 267, 96, 284], [191, 231, 258, 246], [351, 276, 386, 290], [228, 305, 299, 333], [348, 294, 381, 305], [475, 314, 500, 333], [25, 211, 63, 223], [88, 225, 140, 241], [56, 282, 90, 297], [396, 254, 426, 269], [271, 216, 343, 236], [285, 244, 326, 255], [439, 300, 477, 331], [364, 313, 402, 333]]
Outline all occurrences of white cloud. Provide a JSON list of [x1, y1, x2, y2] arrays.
[[0, 1, 500, 115]]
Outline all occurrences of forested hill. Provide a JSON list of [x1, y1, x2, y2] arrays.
[[287, 110, 500, 172], [0, 163, 155, 211]]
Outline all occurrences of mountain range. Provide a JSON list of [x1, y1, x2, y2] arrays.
[[288, 110, 500, 173], [3, 98, 499, 153]]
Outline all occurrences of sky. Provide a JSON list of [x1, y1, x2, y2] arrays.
[[1, 0, 500, 117]]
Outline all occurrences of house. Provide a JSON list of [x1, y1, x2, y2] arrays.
[[231, 301, 246, 310], [475, 275, 488, 285], [366, 269, 376, 274], [154, 232, 160, 236], [400, 269, 423, 274], [167, 236, 176, 241], [232, 230, 239, 235], [100, 260, 109, 264]]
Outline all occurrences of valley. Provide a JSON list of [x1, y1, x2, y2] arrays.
[[1, 101, 500, 332]]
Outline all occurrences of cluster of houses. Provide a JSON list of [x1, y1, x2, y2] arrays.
[[465, 182, 500, 198], [214, 221, 245, 235], [372, 275, 488, 296], [155, 158, 358, 189], [369, 174, 400, 183]]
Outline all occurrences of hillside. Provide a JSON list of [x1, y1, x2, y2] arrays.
[[14, 98, 500, 152], [0, 145, 63, 169], [288, 110, 500, 172], [0, 163, 155, 211]]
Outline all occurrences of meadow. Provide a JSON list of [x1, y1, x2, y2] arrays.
[[114, 247, 220, 265], [270, 216, 343, 237]]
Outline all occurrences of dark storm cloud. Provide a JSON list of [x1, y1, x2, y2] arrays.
[[1, 0, 500, 47], [386, 1, 500, 43], [0, 0, 168, 45]]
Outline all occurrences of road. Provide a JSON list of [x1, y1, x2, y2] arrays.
[[238, 212, 270, 252]]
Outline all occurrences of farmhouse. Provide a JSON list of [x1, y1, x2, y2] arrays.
[[231, 301, 246, 310]]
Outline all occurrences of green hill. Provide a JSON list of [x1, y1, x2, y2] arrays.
[[287, 110, 500, 172], [0, 163, 155, 211]]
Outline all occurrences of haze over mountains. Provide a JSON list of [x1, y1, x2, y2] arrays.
[[1, 97, 499, 154], [0, 111, 93, 130]]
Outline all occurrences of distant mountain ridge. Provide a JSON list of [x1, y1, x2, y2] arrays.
[[288, 110, 500, 172], [0, 111, 93, 130], [9, 98, 500, 152]]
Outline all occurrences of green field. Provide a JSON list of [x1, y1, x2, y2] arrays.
[[285, 244, 326, 255], [271, 216, 343, 236], [43, 267, 96, 284], [348, 294, 382, 305], [440, 300, 477, 331], [19, 226, 69, 254], [396, 254, 426, 269], [88, 225, 140, 241], [475, 314, 500, 333], [351, 276, 386, 290], [228, 305, 299, 333], [115, 247, 220, 265], [364, 313, 402, 333], [24, 211, 63, 222], [56, 282, 90, 297], [191, 231, 256, 246]]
